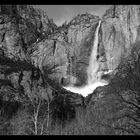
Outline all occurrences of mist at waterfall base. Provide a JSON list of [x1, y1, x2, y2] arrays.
[[63, 20, 109, 97]]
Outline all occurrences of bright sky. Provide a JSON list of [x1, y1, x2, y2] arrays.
[[33, 5, 111, 26]]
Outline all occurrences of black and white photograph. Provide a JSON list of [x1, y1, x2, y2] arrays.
[[0, 4, 140, 135]]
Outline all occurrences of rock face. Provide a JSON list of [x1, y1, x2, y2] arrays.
[[61, 5, 140, 87], [0, 5, 58, 103], [66, 13, 100, 86], [100, 5, 140, 71], [1, 5, 140, 103], [31, 12, 101, 87]]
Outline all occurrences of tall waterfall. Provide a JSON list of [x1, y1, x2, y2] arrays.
[[87, 20, 102, 84], [63, 20, 108, 97]]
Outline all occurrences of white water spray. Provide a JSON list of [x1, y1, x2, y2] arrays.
[[63, 20, 108, 97]]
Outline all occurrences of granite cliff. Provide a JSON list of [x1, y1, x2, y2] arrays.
[[0, 5, 140, 128]]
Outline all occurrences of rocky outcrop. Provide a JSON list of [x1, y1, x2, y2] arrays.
[[30, 39, 72, 85], [99, 5, 140, 72], [30, 12, 100, 87], [0, 5, 58, 103]]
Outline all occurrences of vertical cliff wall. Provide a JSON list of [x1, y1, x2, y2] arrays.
[[99, 5, 140, 72]]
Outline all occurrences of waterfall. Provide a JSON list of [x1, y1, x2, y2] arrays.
[[63, 20, 108, 97], [87, 20, 101, 84]]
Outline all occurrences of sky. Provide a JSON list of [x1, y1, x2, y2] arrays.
[[33, 5, 111, 26]]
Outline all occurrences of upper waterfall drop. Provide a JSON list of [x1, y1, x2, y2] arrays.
[[87, 20, 101, 84], [63, 20, 108, 97]]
